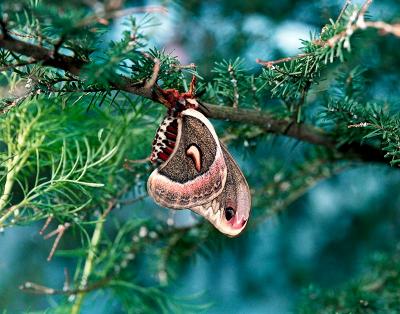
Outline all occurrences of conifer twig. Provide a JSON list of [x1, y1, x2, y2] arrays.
[[77, 5, 168, 27], [0, 59, 38, 71], [256, 53, 313, 68], [328, 0, 400, 47], [0, 33, 85, 75], [43, 222, 71, 261], [257, 0, 400, 66], [20, 277, 112, 295], [39, 215, 53, 235], [143, 57, 160, 90], [336, 0, 352, 24], [71, 195, 123, 314], [228, 64, 239, 108]]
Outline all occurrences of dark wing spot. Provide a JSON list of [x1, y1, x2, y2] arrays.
[[224, 207, 235, 221]]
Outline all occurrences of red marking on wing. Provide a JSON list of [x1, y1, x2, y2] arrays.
[[158, 152, 169, 161], [166, 126, 177, 134], [163, 146, 173, 154], [166, 132, 177, 140]]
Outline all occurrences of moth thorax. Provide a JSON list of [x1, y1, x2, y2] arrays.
[[150, 115, 178, 164]]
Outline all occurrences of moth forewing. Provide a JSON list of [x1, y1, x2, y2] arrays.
[[147, 109, 227, 209], [147, 108, 251, 237]]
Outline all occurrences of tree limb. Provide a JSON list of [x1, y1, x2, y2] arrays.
[[201, 103, 330, 146], [0, 33, 336, 148], [201, 103, 388, 164], [0, 34, 85, 75], [0, 31, 389, 165]]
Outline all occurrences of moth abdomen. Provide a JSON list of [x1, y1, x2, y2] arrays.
[[150, 115, 179, 164], [163, 146, 174, 155], [165, 132, 177, 140], [166, 125, 177, 134]]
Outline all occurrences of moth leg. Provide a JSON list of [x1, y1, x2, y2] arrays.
[[123, 157, 150, 171], [155, 72, 198, 110], [156, 85, 181, 109]]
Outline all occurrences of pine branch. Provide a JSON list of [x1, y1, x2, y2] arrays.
[[201, 103, 387, 163], [328, 0, 400, 46], [0, 2, 393, 166], [256, 53, 314, 68], [71, 200, 115, 314], [0, 35, 85, 75], [0, 33, 386, 163], [0, 32, 163, 99], [257, 0, 400, 69]]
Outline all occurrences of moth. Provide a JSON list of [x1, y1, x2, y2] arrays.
[[147, 80, 251, 237]]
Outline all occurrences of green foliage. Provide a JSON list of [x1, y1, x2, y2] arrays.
[[322, 97, 400, 166], [211, 58, 252, 107], [0, 99, 130, 226], [299, 248, 400, 314]]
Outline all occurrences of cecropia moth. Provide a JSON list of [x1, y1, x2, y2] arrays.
[[147, 84, 251, 237]]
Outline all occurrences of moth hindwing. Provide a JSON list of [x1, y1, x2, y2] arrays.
[[191, 143, 251, 237]]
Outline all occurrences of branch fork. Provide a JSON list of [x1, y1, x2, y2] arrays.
[[40, 218, 71, 261]]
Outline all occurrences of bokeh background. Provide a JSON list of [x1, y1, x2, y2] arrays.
[[1, 0, 400, 313]]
